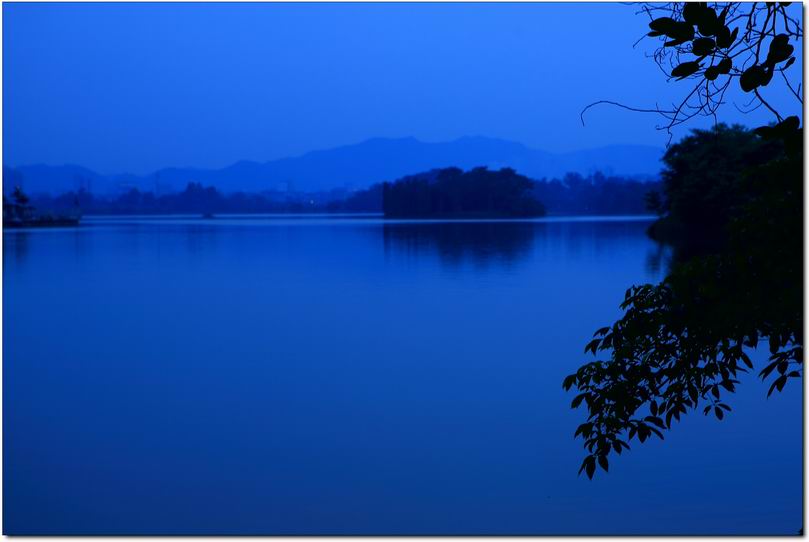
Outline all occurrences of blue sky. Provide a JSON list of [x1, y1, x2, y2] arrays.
[[3, 2, 802, 175]]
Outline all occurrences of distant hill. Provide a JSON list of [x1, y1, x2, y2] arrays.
[[6, 136, 664, 195]]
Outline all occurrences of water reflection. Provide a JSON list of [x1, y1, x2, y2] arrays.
[[4, 231, 30, 267], [3, 215, 799, 534], [645, 241, 675, 276], [382, 218, 661, 273], [4, 228, 97, 268], [383, 221, 537, 269]]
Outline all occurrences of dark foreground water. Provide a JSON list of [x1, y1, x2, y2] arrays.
[[3, 215, 801, 535]]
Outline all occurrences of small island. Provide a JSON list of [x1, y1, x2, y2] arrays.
[[3, 186, 80, 228], [382, 166, 546, 218]]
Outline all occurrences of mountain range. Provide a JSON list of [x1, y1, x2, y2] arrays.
[[6, 136, 664, 195]]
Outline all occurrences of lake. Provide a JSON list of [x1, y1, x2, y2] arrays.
[[3, 215, 801, 535]]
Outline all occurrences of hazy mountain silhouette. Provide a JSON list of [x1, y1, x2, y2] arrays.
[[8, 136, 663, 195]]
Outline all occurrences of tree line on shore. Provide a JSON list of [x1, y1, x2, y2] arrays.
[[15, 168, 661, 217], [327, 168, 659, 217], [381, 167, 546, 218]]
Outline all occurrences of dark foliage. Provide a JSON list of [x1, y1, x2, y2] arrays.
[[27, 173, 660, 218], [350, 171, 659, 216], [564, 118, 802, 478], [327, 183, 383, 212], [3, 185, 81, 227], [582, 3, 801, 140], [647, 123, 784, 253], [569, 1, 803, 479], [531, 172, 660, 216], [382, 167, 546, 218], [3, 186, 34, 221], [30, 182, 350, 215]]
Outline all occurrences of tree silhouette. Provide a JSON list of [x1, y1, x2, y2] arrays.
[[8, 186, 33, 220], [568, 2, 803, 479], [382, 167, 546, 218], [582, 2, 801, 142]]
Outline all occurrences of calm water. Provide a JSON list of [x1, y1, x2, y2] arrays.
[[3, 215, 801, 535]]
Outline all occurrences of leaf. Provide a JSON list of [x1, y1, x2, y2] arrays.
[[740, 65, 766, 92], [768, 375, 788, 397], [650, 18, 694, 41], [574, 422, 592, 438], [682, 3, 703, 25], [688, 384, 698, 403], [585, 457, 596, 479], [760, 359, 780, 379], [769, 334, 781, 354], [664, 37, 690, 48], [767, 34, 794, 64], [715, 26, 733, 48], [648, 17, 677, 33], [704, 66, 720, 81], [671, 61, 701, 80], [645, 416, 665, 429], [716, 57, 732, 74], [714, 29, 729, 48], [571, 393, 587, 408], [779, 116, 801, 131], [740, 352, 753, 369], [696, 8, 720, 36], [715, 406, 724, 420], [717, 4, 729, 25], [683, 2, 717, 34], [598, 455, 609, 472], [562, 374, 577, 390], [692, 37, 716, 56]]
